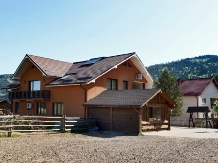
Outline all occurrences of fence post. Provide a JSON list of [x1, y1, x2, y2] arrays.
[[8, 113, 13, 137], [62, 115, 66, 133]]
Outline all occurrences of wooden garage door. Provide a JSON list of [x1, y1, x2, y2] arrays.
[[112, 108, 139, 133], [88, 107, 110, 131]]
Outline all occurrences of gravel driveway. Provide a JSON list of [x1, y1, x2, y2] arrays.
[[1, 131, 218, 163]]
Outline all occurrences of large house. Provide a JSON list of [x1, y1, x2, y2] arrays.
[[172, 77, 218, 126], [3, 52, 177, 133]]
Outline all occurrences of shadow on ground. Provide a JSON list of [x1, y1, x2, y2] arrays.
[[80, 131, 138, 138]]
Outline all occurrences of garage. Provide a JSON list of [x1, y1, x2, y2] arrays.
[[84, 89, 177, 133], [89, 107, 139, 133]]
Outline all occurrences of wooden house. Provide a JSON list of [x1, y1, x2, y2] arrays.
[[3, 52, 176, 133]]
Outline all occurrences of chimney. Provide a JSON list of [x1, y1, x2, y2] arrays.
[[177, 79, 182, 85]]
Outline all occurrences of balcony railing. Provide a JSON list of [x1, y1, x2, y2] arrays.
[[11, 90, 50, 100]]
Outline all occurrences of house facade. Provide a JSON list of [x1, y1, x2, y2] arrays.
[[3, 52, 153, 117], [171, 78, 218, 126]]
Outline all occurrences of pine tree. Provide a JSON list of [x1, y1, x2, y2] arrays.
[[154, 68, 183, 117]]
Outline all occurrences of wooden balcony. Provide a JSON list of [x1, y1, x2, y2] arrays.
[[11, 90, 50, 100]]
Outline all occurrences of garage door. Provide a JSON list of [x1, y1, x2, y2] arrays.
[[88, 107, 110, 131], [112, 108, 139, 133], [88, 107, 139, 133]]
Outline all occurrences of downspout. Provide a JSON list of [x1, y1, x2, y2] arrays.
[[80, 84, 87, 118], [195, 96, 199, 118]]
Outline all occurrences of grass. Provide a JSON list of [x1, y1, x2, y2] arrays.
[[138, 133, 143, 136], [0, 133, 20, 138]]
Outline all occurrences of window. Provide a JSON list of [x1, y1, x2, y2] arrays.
[[123, 81, 128, 90], [29, 80, 40, 91], [202, 98, 206, 105], [107, 79, 117, 90], [37, 102, 46, 115], [149, 107, 161, 121], [53, 103, 64, 116], [15, 102, 19, 114], [133, 82, 144, 89]]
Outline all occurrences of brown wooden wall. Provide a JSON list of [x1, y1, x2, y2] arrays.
[[88, 107, 139, 133], [141, 106, 169, 122], [140, 92, 171, 131], [88, 107, 111, 131]]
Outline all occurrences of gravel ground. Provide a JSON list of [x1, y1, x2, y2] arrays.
[[0, 132, 218, 163]]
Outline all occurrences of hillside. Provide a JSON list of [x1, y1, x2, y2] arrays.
[[147, 55, 218, 81], [0, 74, 13, 98]]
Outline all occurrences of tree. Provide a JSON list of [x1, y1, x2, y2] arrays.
[[154, 68, 183, 117], [213, 100, 218, 114]]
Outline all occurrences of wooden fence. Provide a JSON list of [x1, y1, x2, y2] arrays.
[[0, 115, 97, 137]]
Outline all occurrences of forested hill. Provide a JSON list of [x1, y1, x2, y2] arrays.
[[147, 55, 218, 81], [0, 74, 13, 98]]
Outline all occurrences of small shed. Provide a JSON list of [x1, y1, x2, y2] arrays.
[[0, 99, 11, 115], [84, 89, 177, 133]]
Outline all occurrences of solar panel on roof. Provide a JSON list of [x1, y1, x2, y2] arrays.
[[61, 74, 71, 79], [81, 57, 103, 66]]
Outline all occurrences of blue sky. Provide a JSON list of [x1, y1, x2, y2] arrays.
[[1, 0, 218, 74]]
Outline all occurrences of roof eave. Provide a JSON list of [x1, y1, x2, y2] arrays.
[[45, 82, 88, 87], [130, 54, 153, 88], [83, 104, 141, 107], [11, 54, 49, 80], [140, 89, 161, 107]]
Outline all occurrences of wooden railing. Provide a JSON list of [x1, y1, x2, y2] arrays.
[[0, 115, 97, 137], [11, 90, 50, 100]]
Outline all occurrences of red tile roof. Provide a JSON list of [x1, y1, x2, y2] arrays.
[[46, 52, 135, 86], [178, 77, 218, 96], [27, 54, 73, 77]]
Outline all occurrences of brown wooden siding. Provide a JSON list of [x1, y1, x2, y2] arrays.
[[140, 93, 170, 131], [88, 107, 110, 131], [112, 108, 139, 133], [88, 107, 139, 133]]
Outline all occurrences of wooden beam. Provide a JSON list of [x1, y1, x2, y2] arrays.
[[110, 107, 113, 131], [147, 103, 168, 107], [139, 107, 142, 134], [85, 107, 88, 118], [167, 108, 170, 130], [141, 90, 162, 107]]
